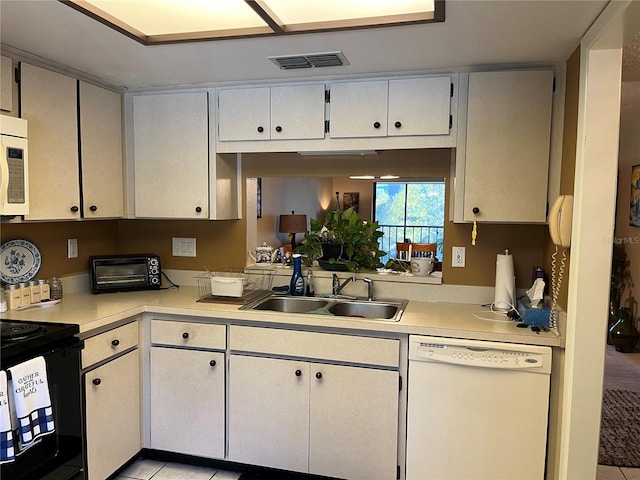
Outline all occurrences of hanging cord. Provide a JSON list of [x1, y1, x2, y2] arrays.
[[471, 213, 478, 246], [549, 245, 565, 336], [160, 271, 179, 289]]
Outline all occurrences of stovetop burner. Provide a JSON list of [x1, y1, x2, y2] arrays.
[[1, 321, 45, 341]]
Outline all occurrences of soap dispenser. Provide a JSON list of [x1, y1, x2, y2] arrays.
[[290, 254, 305, 296]]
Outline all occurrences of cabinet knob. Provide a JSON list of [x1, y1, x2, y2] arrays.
[[92, 378, 101, 386], [89, 205, 97, 212], [373, 121, 381, 129], [182, 332, 189, 339], [315, 371, 322, 379], [275, 125, 282, 133], [210, 360, 217, 367], [394, 121, 402, 129], [70, 205, 79, 213], [257, 126, 264, 133], [472, 207, 480, 215], [111, 339, 120, 347], [195, 206, 202, 213], [295, 369, 302, 377]]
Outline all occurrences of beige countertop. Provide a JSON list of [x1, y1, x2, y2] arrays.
[[0, 286, 562, 347]]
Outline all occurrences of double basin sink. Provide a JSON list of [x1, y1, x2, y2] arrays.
[[240, 295, 408, 322]]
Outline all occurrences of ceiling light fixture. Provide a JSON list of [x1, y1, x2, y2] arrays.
[[61, 0, 444, 45], [349, 175, 376, 180]]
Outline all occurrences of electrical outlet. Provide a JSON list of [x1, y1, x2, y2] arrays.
[[67, 238, 78, 259], [172, 237, 196, 257], [452, 246, 465, 267]]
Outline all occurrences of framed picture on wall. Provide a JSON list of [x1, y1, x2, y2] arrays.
[[343, 192, 360, 213], [631, 165, 640, 227]]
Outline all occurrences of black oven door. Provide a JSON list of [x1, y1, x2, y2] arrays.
[[1, 339, 84, 480]]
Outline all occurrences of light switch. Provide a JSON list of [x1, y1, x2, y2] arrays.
[[67, 238, 78, 259], [172, 237, 196, 257]]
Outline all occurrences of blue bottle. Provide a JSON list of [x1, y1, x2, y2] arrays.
[[290, 254, 305, 296]]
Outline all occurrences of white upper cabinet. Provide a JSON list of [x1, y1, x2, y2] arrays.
[[218, 84, 325, 141], [1, 56, 14, 113], [329, 76, 452, 138], [79, 81, 124, 219], [455, 70, 554, 223], [21, 63, 80, 220], [132, 92, 209, 219]]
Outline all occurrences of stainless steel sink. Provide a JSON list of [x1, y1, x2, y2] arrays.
[[241, 295, 407, 321], [245, 296, 329, 313]]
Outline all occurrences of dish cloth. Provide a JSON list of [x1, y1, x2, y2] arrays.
[[307, 307, 334, 315], [0, 371, 14, 464], [7, 356, 55, 449]]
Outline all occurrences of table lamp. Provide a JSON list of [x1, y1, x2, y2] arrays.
[[279, 211, 307, 250]]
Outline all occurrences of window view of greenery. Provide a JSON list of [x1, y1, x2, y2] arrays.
[[374, 181, 445, 263]]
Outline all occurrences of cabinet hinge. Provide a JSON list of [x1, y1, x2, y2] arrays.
[[325, 89, 330, 103], [397, 465, 401, 479], [450, 82, 454, 98], [14, 66, 20, 84], [449, 115, 453, 130], [325, 120, 330, 134], [399, 375, 402, 391], [553, 76, 556, 93]]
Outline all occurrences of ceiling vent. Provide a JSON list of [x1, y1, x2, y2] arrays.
[[268, 51, 349, 70]]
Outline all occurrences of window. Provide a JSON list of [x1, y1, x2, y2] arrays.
[[374, 180, 445, 262]]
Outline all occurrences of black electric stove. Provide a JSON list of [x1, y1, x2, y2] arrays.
[[0, 319, 80, 366], [0, 319, 84, 480]]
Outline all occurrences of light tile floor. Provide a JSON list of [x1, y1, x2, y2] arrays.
[[114, 459, 242, 480]]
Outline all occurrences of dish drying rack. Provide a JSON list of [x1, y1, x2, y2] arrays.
[[196, 267, 274, 304]]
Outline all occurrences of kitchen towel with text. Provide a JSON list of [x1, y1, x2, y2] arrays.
[[0, 371, 14, 464], [7, 356, 55, 449]]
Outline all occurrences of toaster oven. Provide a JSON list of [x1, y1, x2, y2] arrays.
[[89, 254, 161, 294]]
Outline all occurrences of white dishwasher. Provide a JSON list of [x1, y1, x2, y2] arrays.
[[406, 335, 552, 480]]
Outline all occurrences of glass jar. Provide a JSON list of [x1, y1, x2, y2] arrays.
[[50, 277, 63, 300], [0, 288, 7, 313]]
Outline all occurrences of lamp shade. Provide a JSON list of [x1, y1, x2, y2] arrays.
[[279, 212, 307, 234]]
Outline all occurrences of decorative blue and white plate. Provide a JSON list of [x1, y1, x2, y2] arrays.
[[0, 239, 42, 284]]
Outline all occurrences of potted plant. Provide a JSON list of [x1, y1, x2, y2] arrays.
[[295, 207, 386, 272]]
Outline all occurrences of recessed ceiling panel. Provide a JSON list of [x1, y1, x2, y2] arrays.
[[83, 0, 266, 35]]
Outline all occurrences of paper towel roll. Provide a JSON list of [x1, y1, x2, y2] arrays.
[[494, 251, 515, 311]]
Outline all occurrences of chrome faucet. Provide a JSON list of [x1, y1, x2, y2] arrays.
[[363, 277, 374, 301], [332, 274, 356, 296]]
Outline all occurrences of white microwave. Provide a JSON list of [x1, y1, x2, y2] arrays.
[[0, 115, 29, 216]]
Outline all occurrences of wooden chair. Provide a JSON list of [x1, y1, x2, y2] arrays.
[[396, 242, 437, 260]]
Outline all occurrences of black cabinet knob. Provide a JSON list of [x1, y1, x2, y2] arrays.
[[394, 121, 402, 128], [182, 332, 189, 339], [275, 125, 282, 133], [210, 360, 217, 367], [373, 121, 381, 129], [472, 207, 480, 214], [257, 126, 264, 133], [295, 369, 302, 377], [70, 205, 79, 213], [92, 378, 101, 386], [195, 206, 202, 213], [315, 372, 322, 379], [111, 339, 120, 347], [89, 205, 97, 212]]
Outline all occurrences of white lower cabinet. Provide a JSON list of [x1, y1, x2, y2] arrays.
[[149, 320, 226, 459], [84, 349, 140, 480], [228, 326, 400, 479]]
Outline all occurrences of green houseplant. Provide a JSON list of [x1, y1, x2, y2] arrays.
[[296, 207, 386, 272]]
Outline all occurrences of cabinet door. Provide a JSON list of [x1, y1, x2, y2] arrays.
[[85, 350, 140, 480], [1, 55, 14, 113], [228, 355, 309, 473], [133, 92, 209, 218], [270, 84, 325, 140], [150, 348, 225, 458], [218, 87, 270, 141], [309, 364, 399, 480], [21, 63, 80, 220], [329, 80, 388, 138], [463, 70, 553, 222], [80, 81, 123, 218], [388, 77, 451, 136]]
